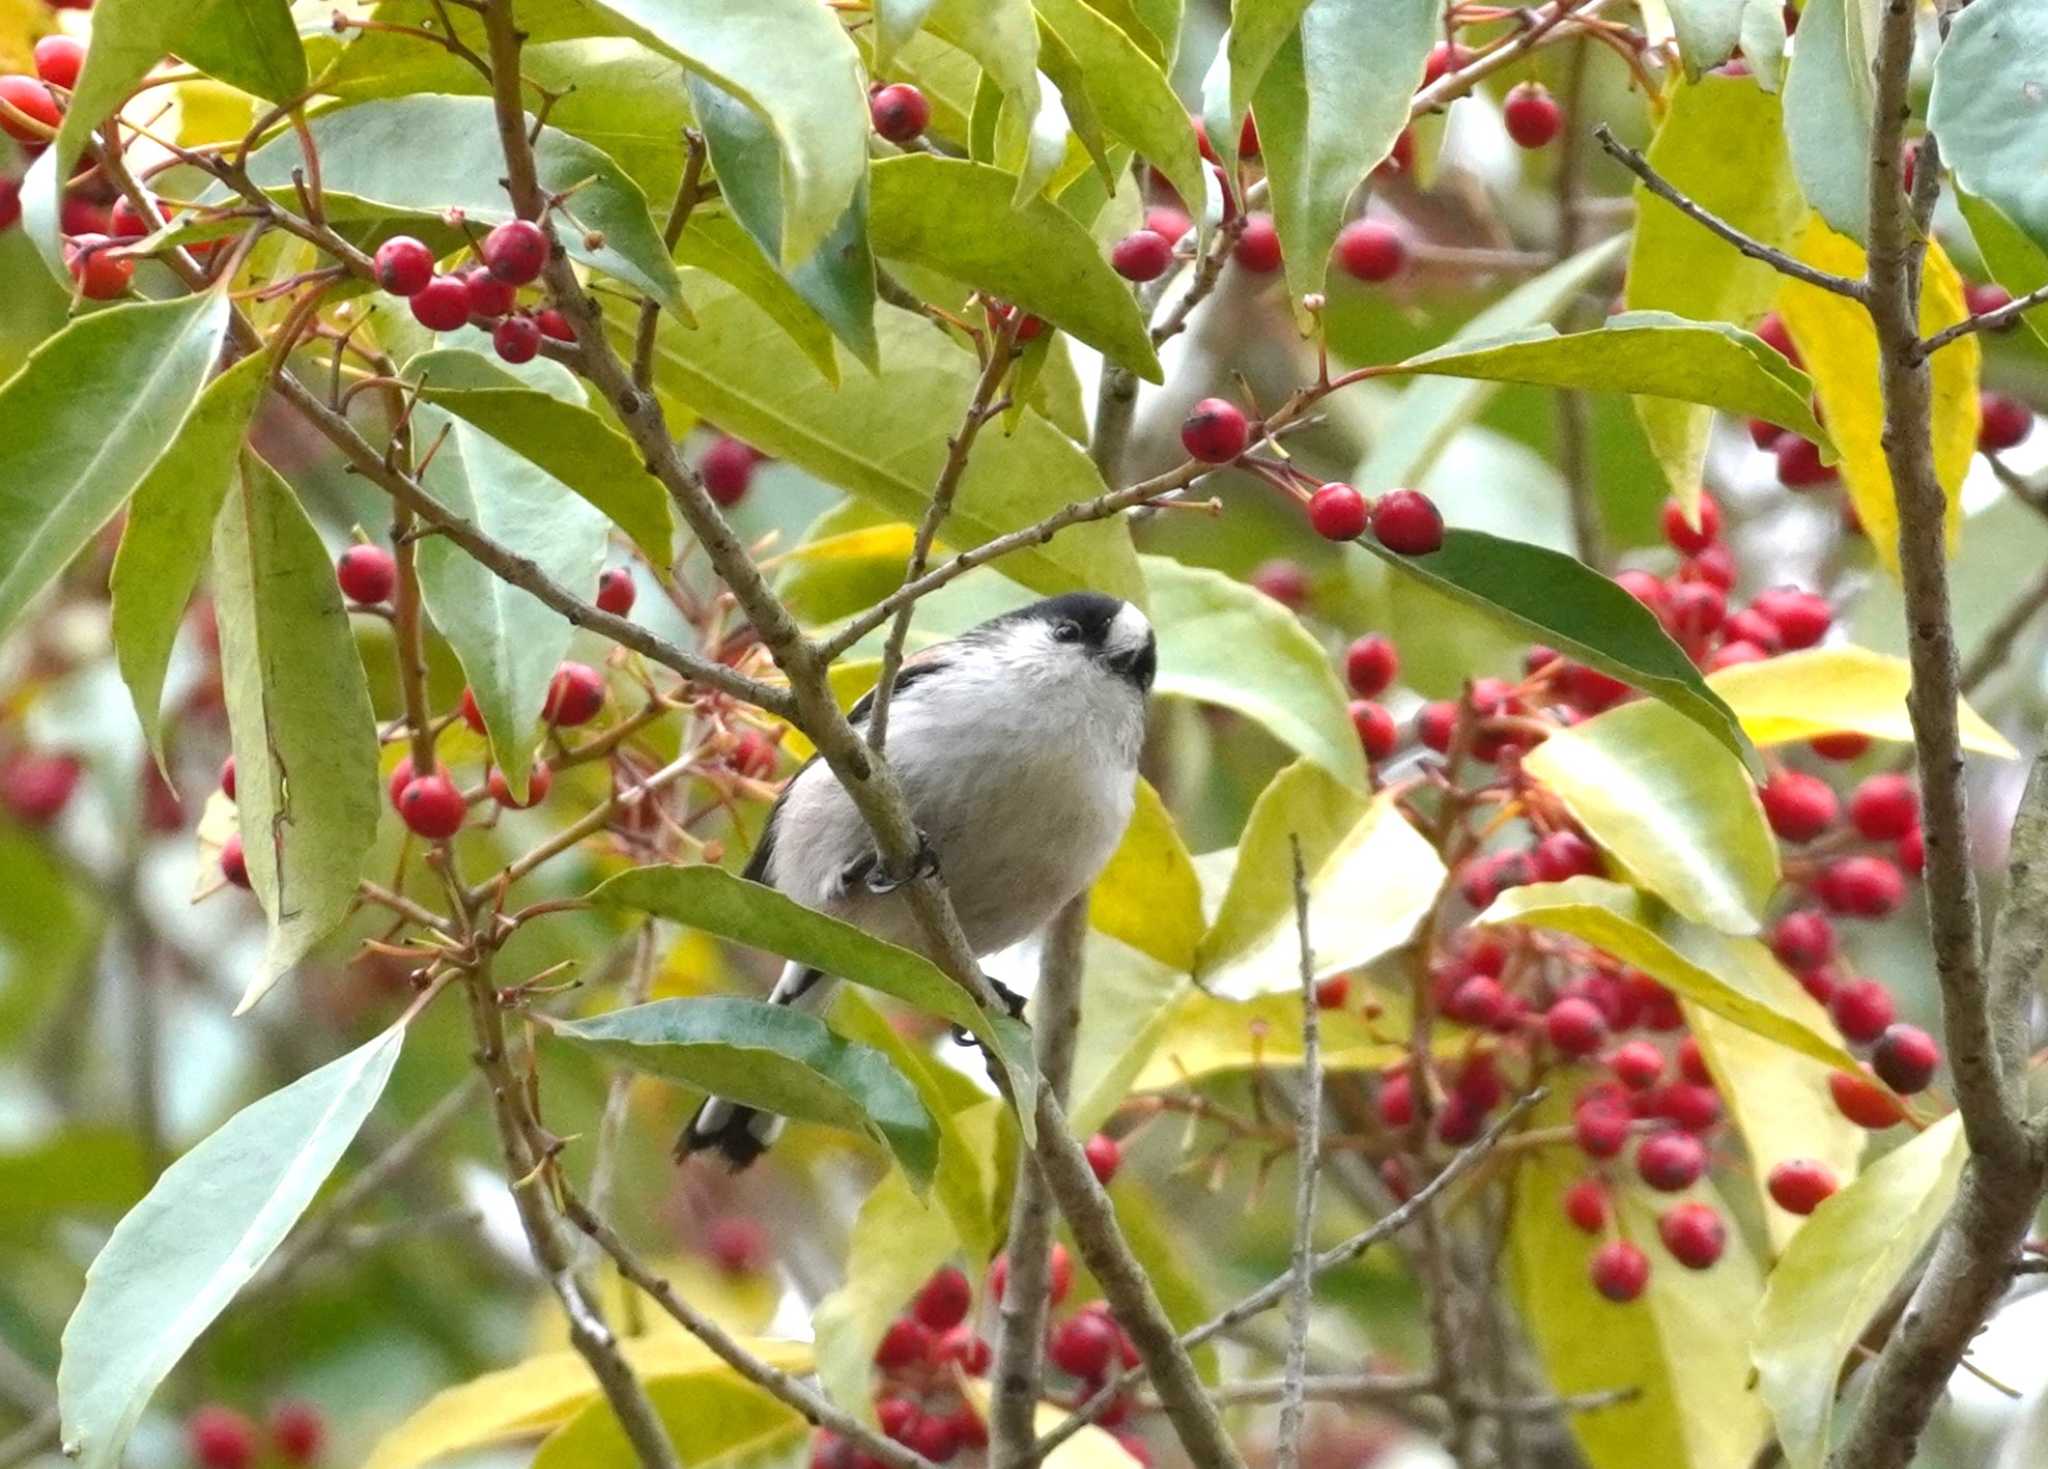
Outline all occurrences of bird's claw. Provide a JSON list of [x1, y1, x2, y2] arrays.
[[863, 830, 941, 895], [950, 975, 1028, 1049]]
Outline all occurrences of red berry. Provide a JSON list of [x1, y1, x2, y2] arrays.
[[877, 1397, 918, 1440], [1677, 1036, 1712, 1087], [1546, 996, 1609, 1057], [1830, 978, 1897, 1044], [409, 274, 471, 330], [219, 832, 251, 888], [32, 35, 84, 90], [1721, 611, 1782, 654], [1752, 586, 1832, 649], [1656, 1081, 1723, 1133], [458, 687, 487, 735], [1816, 855, 1907, 918], [1798, 966, 1841, 1006], [543, 662, 606, 726], [1635, 1130, 1706, 1192], [482, 217, 549, 285], [1314, 973, 1350, 1009], [1344, 633, 1398, 698], [1766, 1158, 1839, 1214], [874, 1316, 933, 1369], [1664, 581, 1726, 642], [1748, 416, 1784, 449], [1829, 1068, 1904, 1128], [1502, 82, 1563, 148], [537, 307, 575, 342], [1143, 206, 1191, 244], [1775, 434, 1837, 488], [1233, 213, 1282, 273], [374, 236, 435, 296], [1872, 1023, 1939, 1093], [1809, 730, 1872, 761], [1965, 281, 2014, 319], [596, 567, 636, 616], [1760, 769, 1838, 843], [59, 195, 109, 237], [1657, 1201, 1726, 1269], [909, 1415, 959, 1463], [336, 544, 396, 606], [100, 197, 138, 239], [1334, 218, 1405, 282], [1180, 397, 1249, 463], [870, 83, 931, 143], [1532, 830, 1601, 882], [935, 1327, 992, 1375], [1574, 1101, 1630, 1159], [1111, 230, 1173, 282], [487, 759, 551, 810], [1084, 1132, 1122, 1185], [493, 314, 541, 364], [1048, 1312, 1119, 1378], [914, 1265, 973, 1330], [1417, 700, 1458, 752], [1047, 1242, 1072, 1303], [1979, 392, 2033, 453], [1371, 488, 1444, 555], [701, 435, 761, 507], [1376, 127, 1417, 177], [1250, 558, 1309, 609], [1609, 1040, 1665, 1091], [706, 1215, 769, 1273], [397, 774, 466, 839], [0, 74, 61, 142], [1308, 482, 1369, 541], [1898, 827, 1925, 876], [1661, 494, 1720, 556], [270, 1401, 325, 1466], [1849, 773, 1918, 840], [811, 1430, 851, 1469], [1563, 1176, 1610, 1233], [218, 755, 238, 801], [1446, 975, 1506, 1027], [1349, 699, 1398, 760], [1770, 909, 1837, 970], [1681, 541, 1738, 591], [188, 1406, 259, 1469], [0, 178, 19, 232], [1615, 569, 1667, 617], [0, 751, 81, 826], [1589, 1240, 1650, 1302], [461, 264, 516, 319], [1755, 312, 1800, 365], [1377, 1070, 1414, 1127], [1423, 41, 1472, 84], [1238, 111, 1260, 159], [731, 729, 780, 780], [1115, 1432, 1153, 1468], [64, 233, 132, 299]]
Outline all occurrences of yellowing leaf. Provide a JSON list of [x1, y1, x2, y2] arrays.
[[533, 1366, 805, 1469], [1708, 646, 2017, 757], [1124, 988, 1414, 1096], [361, 1329, 813, 1469], [1776, 222, 1980, 577], [1753, 1115, 1967, 1469], [1090, 778, 1203, 972]]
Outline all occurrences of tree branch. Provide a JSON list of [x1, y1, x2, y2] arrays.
[[1275, 840, 1322, 1469], [1919, 279, 2048, 357]]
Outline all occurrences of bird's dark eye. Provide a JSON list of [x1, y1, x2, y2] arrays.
[[1052, 619, 1083, 644]]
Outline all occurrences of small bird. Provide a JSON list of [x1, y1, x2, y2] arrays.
[[681, 591, 1158, 1168]]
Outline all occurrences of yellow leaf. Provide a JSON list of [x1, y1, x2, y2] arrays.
[[363, 1337, 814, 1469], [960, 1380, 1148, 1469], [175, 80, 256, 148], [779, 523, 921, 566], [1124, 987, 1415, 1096], [526, 1257, 781, 1354], [1776, 220, 1980, 576], [532, 1368, 806, 1469], [1707, 646, 2017, 757], [1090, 778, 1203, 972]]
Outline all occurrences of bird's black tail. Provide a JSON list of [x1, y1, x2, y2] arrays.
[[674, 962, 824, 1170]]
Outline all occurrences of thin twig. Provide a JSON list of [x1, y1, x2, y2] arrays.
[[1959, 560, 2048, 694], [1275, 839, 1321, 1469], [1179, 1374, 1638, 1417], [1919, 280, 2048, 357], [589, 919, 663, 1335], [633, 132, 707, 393], [1551, 37, 1605, 571]]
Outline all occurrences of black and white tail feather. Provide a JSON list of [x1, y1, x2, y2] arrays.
[[675, 592, 1158, 1171]]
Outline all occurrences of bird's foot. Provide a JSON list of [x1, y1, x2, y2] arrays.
[[949, 975, 1029, 1048], [862, 829, 941, 895]]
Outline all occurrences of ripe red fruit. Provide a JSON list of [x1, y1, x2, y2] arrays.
[[1656, 1081, 1723, 1133], [595, 567, 636, 616], [1144, 206, 1192, 244], [706, 1214, 769, 1273], [877, 1396, 918, 1440], [909, 1415, 960, 1463], [487, 759, 551, 810], [1817, 855, 1907, 918], [537, 307, 575, 342], [1349, 699, 1398, 761], [409, 274, 471, 330], [1979, 392, 2033, 452], [1532, 830, 1601, 882], [1767, 1158, 1839, 1215], [188, 1406, 259, 1469], [1344, 633, 1398, 698], [1416, 700, 1458, 753], [1313, 973, 1350, 1008], [493, 314, 541, 364], [1752, 586, 1831, 649], [1848, 773, 1918, 841], [1233, 213, 1282, 273], [870, 83, 931, 143], [32, 35, 84, 91], [218, 754, 238, 802], [458, 686, 487, 735], [64, 233, 132, 299], [1830, 979, 1895, 1046], [1111, 230, 1173, 282], [1309, 482, 1369, 541], [1238, 111, 1260, 159], [1371, 488, 1444, 555], [0, 179, 20, 232], [1755, 312, 1800, 365], [99, 197, 137, 238], [1965, 281, 2014, 318], [1048, 1311, 1119, 1378], [1635, 1129, 1706, 1192], [1115, 1431, 1154, 1468], [874, 1316, 933, 1369], [219, 832, 251, 888], [1770, 909, 1837, 970], [1872, 1023, 1939, 1093], [1898, 827, 1925, 876], [1663, 580, 1726, 641], [1682, 541, 1738, 592], [1563, 1176, 1609, 1233], [0, 751, 81, 826], [1422, 41, 1473, 84], [1809, 730, 1872, 761], [1608, 1040, 1665, 1091], [989, 1242, 1071, 1304], [1502, 82, 1563, 148], [373, 235, 435, 296], [270, 1401, 326, 1466], [1829, 1068, 1905, 1128], [1661, 494, 1720, 555], [1657, 1201, 1726, 1269], [397, 774, 466, 839], [1334, 218, 1406, 282], [1180, 397, 1249, 463], [0, 74, 61, 142], [1760, 769, 1839, 843], [482, 217, 549, 285], [700, 434, 760, 506], [543, 662, 606, 726], [1677, 1037, 1712, 1087], [1377, 127, 1417, 177], [385, 754, 447, 810], [1589, 1240, 1650, 1303], [1085, 1132, 1122, 1184], [1722, 610, 1782, 653], [1446, 975, 1506, 1027], [461, 264, 516, 319], [1546, 996, 1609, 1057], [1250, 558, 1309, 609], [935, 1326, 993, 1375], [59, 195, 109, 237], [335, 544, 397, 605], [914, 1265, 973, 1330], [1774, 433, 1837, 488]]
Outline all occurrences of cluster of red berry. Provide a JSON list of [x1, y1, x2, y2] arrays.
[[184, 1400, 323, 1469], [372, 222, 573, 363]]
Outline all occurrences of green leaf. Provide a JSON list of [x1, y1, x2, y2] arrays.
[[926, 0, 1045, 155], [58, 1022, 406, 1469], [408, 349, 674, 565], [589, 865, 1036, 1129], [176, 0, 306, 101], [1662, 0, 1746, 78], [814, 1165, 963, 1419], [1781, 0, 1873, 244], [213, 457, 382, 1008], [876, 0, 943, 70], [543, 997, 939, 1189], [231, 96, 685, 313], [1624, 76, 1803, 511], [1511, 1088, 1771, 1469], [1089, 778, 1204, 972], [1226, 0, 1316, 125], [677, 212, 844, 385], [1480, 877, 1855, 1070], [1198, 765, 1444, 993], [869, 155, 1162, 381], [1390, 311, 1829, 450], [627, 273, 1143, 603], [1754, 1116, 1968, 1469], [1930, 0, 2048, 264], [1707, 646, 2017, 758], [534, 1370, 805, 1469], [110, 354, 272, 763], [1252, 0, 1438, 311], [1739, 0, 1789, 92], [1520, 703, 1779, 934], [1358, 234, 1630, 491], [1142, 554, 1365, 788], [1352, 529, 1757, 768], [1954, 190, 2048, 357], [0, 292, 231, 642]]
